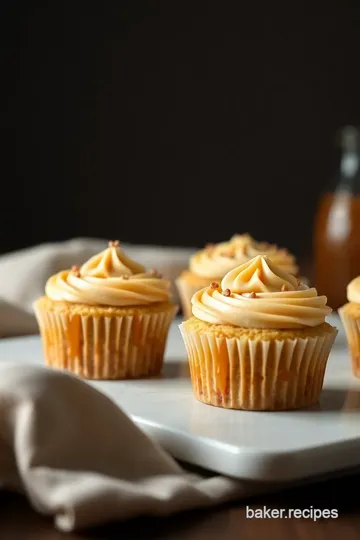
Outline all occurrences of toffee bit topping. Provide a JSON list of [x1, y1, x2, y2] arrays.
[[108, 240, 120, 248], [281, 284, 287, 291], [223, 288, 231, 297], [210, 281, 219, 289], [71, 265, 81, 277], [205, 243, 214, 250], [122, 274, 129, 280], [249, 292, 257, 298]]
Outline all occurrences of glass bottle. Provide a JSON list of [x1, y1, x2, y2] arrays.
[[314, 126, 360, 310]]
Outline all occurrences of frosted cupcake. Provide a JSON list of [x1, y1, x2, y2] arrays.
[[180, 255, 337, 411], [176, 234, 300, 319], [34, 241, 178, 379], [339, 276, 360, 377]]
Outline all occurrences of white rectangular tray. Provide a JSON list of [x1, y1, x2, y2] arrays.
[[1, 314, 359, 483]]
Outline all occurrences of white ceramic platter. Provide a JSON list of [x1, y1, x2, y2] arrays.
[[1, 314, 359, 483]]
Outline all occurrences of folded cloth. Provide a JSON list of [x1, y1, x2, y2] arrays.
[[0, 363, 270, 532], [0, 238, 194, 337]]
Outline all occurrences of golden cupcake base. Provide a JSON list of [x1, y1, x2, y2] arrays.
[[34, 297, 178, 379], [180, 318, 337, 411]]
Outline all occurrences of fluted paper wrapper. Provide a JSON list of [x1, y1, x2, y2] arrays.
[[339, 308, 360, 378], [180, 324, 337, 411], [34, 304, 177, 380]]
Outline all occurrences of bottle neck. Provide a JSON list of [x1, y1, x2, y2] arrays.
[[337, 127, 360, 194], [340, 151, 359, 178]]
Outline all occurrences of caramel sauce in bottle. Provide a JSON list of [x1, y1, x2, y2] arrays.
[[314, 126, 360, 310]]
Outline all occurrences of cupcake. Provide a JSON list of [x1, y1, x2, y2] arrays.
[[180, 255, 337, 411], [176, 233, 301, 319], [339, 276, 360, 377], [34, 240, 178, 379]]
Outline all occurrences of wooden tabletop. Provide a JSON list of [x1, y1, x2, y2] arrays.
[[1, 470, 359, 539]]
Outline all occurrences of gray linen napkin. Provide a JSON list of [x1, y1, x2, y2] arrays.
[[0, 363, 267, 532]]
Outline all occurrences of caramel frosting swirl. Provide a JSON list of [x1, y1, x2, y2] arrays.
[[45, 242, 171, 306], [347, 276, 360, 303], [189, 234, 298, 278], [192, 255, 331, 329]]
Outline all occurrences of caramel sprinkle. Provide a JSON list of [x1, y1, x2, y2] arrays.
[[122, 275, 129, 280], [249, 292, 257, 298], [210, 281, 219, 289], [223, 288, 231, 297], [281, 284, 287, 291], [71, 265, 80, 277], [108, 240, 120, 248]]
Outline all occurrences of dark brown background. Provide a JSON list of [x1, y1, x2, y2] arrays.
[[2, 1, 360, 258]]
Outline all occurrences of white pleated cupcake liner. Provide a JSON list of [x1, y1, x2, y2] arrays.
[[180, 324, 337, 410], [34, 303, 177, 379]]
